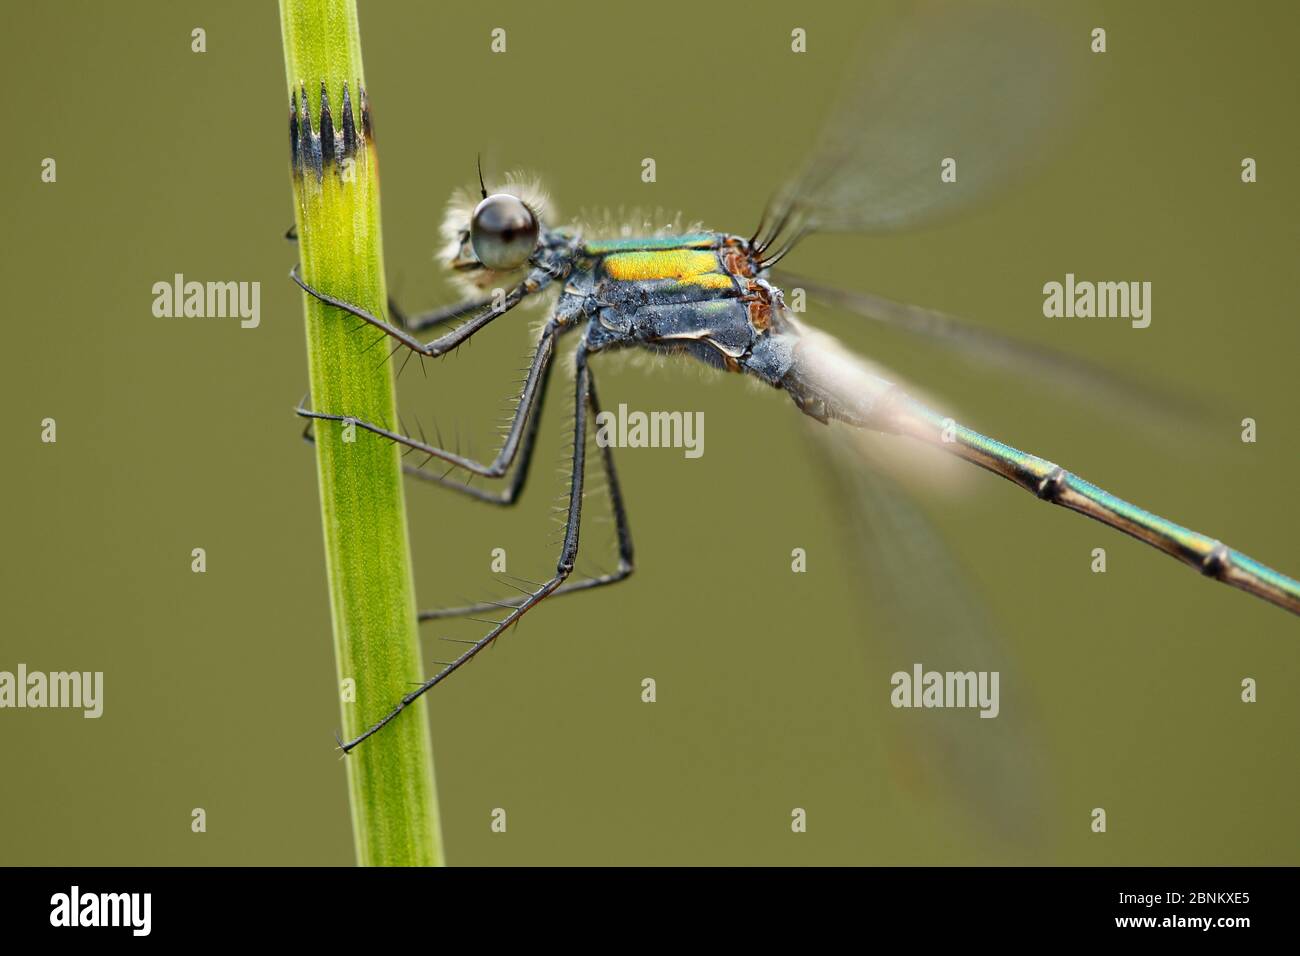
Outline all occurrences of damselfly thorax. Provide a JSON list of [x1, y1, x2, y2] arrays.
[[558, 232, 802, 384]]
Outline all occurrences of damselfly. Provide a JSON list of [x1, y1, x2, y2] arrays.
[[289, 7, 1298, 755]]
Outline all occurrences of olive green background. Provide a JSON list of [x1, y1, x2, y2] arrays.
[[2, 0, 1296, 865]]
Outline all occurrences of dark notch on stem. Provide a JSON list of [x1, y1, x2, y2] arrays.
[[318, 80, 335, 165], [340, 82, 358, 156], [289, 78, 373, 180]]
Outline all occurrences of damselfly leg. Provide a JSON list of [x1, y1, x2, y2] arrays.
[[333, 350, 599, 753], [292, 264, 636, 749], [387, 292, 499, 333], [420, 366, 635, 621], [286, 226, 492, 334], [295, 324, 635, 618], [294, 313, 560, 481], [289, 262, 555, 356]]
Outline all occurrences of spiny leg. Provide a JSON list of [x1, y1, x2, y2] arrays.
[[340, 348, 596, 753], [285, 223, 490, 334], [290, 261, 553, 356], [399, 332, 555, 504], [298, 337, 551, 505], [300, 387, 547, 506], [388, 293, 497, 333], [296, 320, 560, 481], [889, 394, 1300, 616], [421, 360, 635, 620]]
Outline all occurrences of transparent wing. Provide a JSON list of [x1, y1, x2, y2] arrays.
[[807, 422, 1050, 851], [757, 2, 1070, 255], [778, 270, 1206, 425]]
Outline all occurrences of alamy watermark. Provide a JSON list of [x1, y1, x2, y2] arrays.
[[0, 664, 103, 718], [1042, 273, 1151, 329], [890, 662, 999, 719], [50, 886, 150, 936], [594, 403, 704, 459], [152, 273, 260, 328]]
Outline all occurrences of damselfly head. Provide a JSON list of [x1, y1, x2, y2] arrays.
[[468, 194, 539, 271], [442, 171, 552, 290]]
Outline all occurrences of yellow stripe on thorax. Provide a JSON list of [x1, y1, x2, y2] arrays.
[[602, 249, 721, 282], [680, 272, 735, 290]]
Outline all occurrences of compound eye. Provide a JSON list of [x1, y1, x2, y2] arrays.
[[469, 194, 539, 270]]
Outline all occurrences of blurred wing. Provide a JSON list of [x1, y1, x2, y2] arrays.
[[779, 271, 1206, 424], [758, 3, 1069, 251], [808, 420, 1049, 851]]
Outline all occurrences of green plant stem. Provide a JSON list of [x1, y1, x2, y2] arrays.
[[280, 0, 442, 867]]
